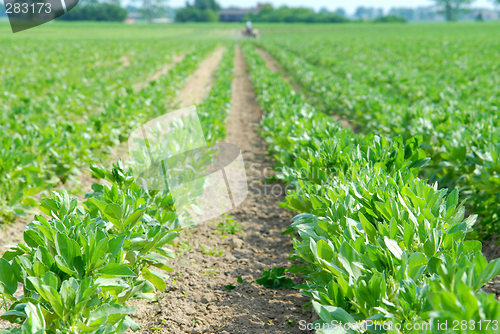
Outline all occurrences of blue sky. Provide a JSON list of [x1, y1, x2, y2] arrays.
[[167, 0, 496, 13]]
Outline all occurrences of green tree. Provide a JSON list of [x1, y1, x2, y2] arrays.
[[335, 7, 347, 17], [244, 5, 348, 23], [59, 3, 128, 21], [192, 0, 220, 11], [175, 0, 220, 22], [431, 0, 476, 21], [175, 7, 218, 21], [374, 15, 408, 23], [138, 0, 170, 22]]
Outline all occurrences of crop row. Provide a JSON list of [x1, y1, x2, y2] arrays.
[[256, 36, 500, 240], [242, 43, 500, 333], [0, 46, 235, 333], [0, 41, 215, 223]]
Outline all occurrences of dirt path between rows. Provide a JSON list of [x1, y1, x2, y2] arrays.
[[129, 45, 317, 334], [120, 56, 131, 68], [255, 47, 354, 132], [176, 48, 225, 108]]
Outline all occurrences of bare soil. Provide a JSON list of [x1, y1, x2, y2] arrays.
[[129, 45, 317, 333], [120, 56, 131, 68], [0, 217, 30, 254], [176, 48, 225, 108], [480, 235, 500, 299]]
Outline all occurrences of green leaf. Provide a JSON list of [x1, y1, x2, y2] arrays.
[[142, 267, 166, 291], [55, 232, 74, 267], [123, 207, 147, 229], [479, 259, 500, 287], [384, 237, 403, 260], [98, 264, 137, 278], [24, 302, 46, 332], [359, 212, 377, 243], [88, 304, 135, 324], [312, 301, 356, 324], [0, 259, 18, 295], [408, 158, 430, 169], [40, 285, 64, 318]]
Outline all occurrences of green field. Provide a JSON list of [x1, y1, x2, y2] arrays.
[[1, 21, 500, 333]]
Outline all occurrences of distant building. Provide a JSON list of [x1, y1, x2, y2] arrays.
[[466, 9, 499, 21], [387, 6, 500, 22], [152, 18, 173, 23], [127, 12, 142, 20], [218, 2, 269, 22], [218, 9, 257, 22]]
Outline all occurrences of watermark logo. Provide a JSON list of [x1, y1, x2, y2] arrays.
[[126, 106, 248, 225], [4, 0, 79, 33]]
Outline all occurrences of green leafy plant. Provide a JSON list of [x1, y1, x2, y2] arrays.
[[0, 42, 217, 224], [0, 45, 236, 333], [256, 267, 295, 290], [243, 43, 500, 333], [216, 215, 242, 235], [257, 30, 500, 240]]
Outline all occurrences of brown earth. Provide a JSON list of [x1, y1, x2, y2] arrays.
[[128, 45, 317, 333], [120, 56, 131, 68], [176, 48, 225, 108], [480, 235, 500, 299]]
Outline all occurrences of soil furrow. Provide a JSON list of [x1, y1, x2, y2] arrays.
[[129, 45, 317, 334], [120, 56, 131, 68], [176, 48, 225, 108]]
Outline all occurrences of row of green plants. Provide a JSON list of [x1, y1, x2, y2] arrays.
[[0, 40, 213, 224], [256, 32, 500, 240], [0, 46, 235, 333], [242, 43, 500, 333]]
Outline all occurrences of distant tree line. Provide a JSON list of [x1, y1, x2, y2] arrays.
[[374, 15, 408, 23], [243, 5, 349, 23], [433, 0, 475, 21], [175, 0, 220, 22], [58, 0, 128, 21]]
